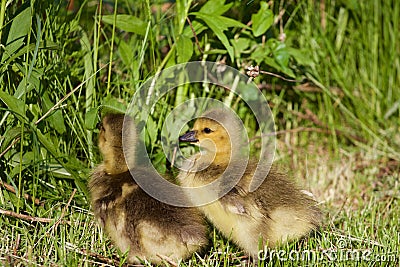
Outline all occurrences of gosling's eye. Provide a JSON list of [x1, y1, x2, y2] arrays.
[[97, 122, 104, 131], [203, 127, 213, 134]]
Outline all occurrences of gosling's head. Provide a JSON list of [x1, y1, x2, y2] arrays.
[[179, 109, 246, 166], [98, 113, 136, 174]]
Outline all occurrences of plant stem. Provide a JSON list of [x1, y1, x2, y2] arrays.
[[0, 0, 7, 42], [106, 0, 118, 93]]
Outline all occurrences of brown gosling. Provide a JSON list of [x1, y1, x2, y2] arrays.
[[89, 113, 208, 264], [178, 110, 321, 258]]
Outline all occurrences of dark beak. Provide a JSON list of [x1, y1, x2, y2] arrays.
[[179, 130, 198, 143]]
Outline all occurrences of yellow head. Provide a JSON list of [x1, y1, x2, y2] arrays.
[[98, 114, 136, 174], [179, 109, 245, 167]]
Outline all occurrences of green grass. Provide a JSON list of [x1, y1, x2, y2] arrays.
[[1, 0, 399, 266]]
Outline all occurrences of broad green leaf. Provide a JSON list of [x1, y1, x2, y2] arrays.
[[85, 107, 99, 130], [9, 152, 35, 178], [250, 45, 270, 65], [1, 6, 31, 63], [263, 57, 283, 73], [176, 35, 193, 63], [118, 39, 135, 67], [102, 15, 146, 35], [182, 20, 207, 38], [152, 152, 167, 174], [268, 41, 296, 78], [1, 126, 21, 151], [287, 47, 314, 67], [199, 0, 233, 15], [101, 96, 127, 114], [184, 1, 246, 40], [217, 16, 248, 29], [192, 12, 247, 29], [279, 64, 296, 78], [0, 91, 25, 116], [14, 65, 43, 93], [274, 48, 290, 68], [146, 116, 158, 145], [232, 37, 251, 56], [35, 130, 59, 160], [252, 2, 273, 37], [42, 91, 66, 134], [190, 12, 234, 61], [14, 77, 35, 99], [264, 57, 296, 78]]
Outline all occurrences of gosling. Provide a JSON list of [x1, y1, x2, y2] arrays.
[[89, 113, 208, 264], [178, 110, 321, 258]]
